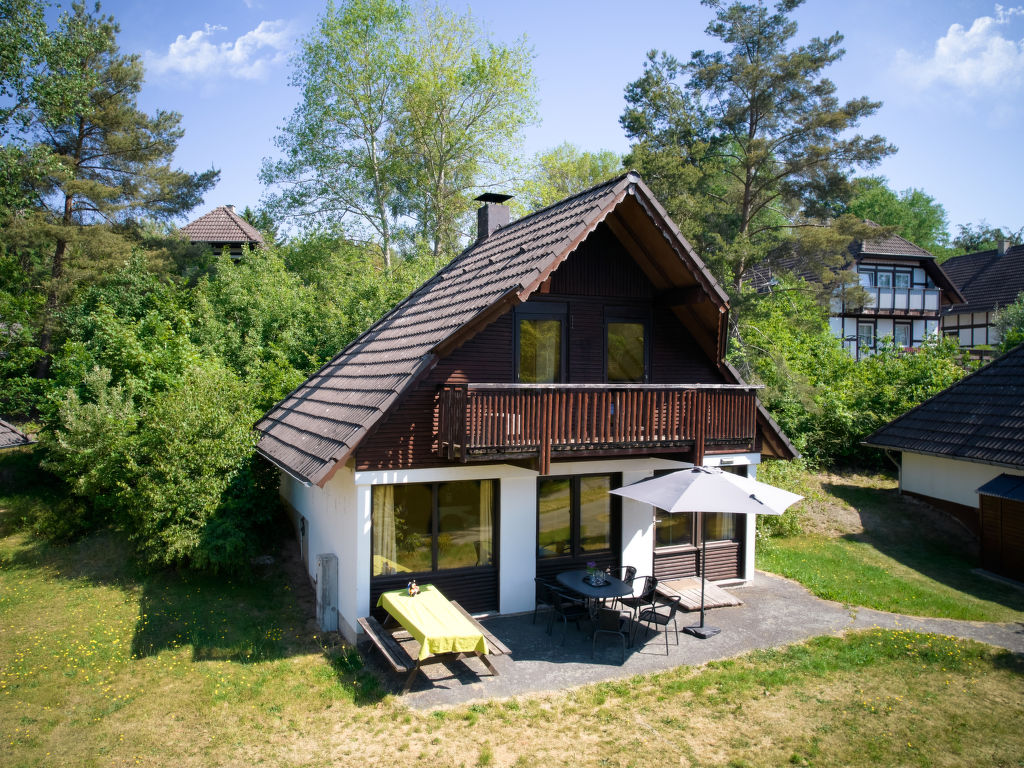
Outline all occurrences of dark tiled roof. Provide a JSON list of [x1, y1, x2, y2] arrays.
[[181, 206, 264, 246], [940, 244, 1024, 316], [864, 343, 1024, 469], [255, 172, 735, 486], [855, 223, 934, 259], [0, 419, 33, 449]]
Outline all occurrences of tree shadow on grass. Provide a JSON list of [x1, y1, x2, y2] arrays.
[[824, 480, 1024, 614]]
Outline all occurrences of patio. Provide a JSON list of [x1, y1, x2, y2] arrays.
[[361, 571, 1024, 710]]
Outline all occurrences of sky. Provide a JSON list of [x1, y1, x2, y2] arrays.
[[90, 0, 1024, 235]]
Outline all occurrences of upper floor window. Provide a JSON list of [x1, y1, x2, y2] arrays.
[[606, 310, 649, 383], [516, 303, 566, 383]]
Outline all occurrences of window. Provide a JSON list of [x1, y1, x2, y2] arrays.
[[857, 322, 874, 350], [516, 304, 566, 383], [655, 511, 693, 548], [372, 480, 495, 576], [894, 270, 912, 289], [537, 474, 618, 559], [875, 271, 893, 288], [703, 512, 739, 541], [606, 320, 647, 382], [894, 323, 911, 349]]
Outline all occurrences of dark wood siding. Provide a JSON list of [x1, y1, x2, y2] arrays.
[[356, 222, 726, 472], [371, 566, 499, 617], [980, 494, 1024, 582], [653, 540, 742, 582]]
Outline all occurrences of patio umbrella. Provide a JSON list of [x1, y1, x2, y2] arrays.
[[611, 466, 803, 639]]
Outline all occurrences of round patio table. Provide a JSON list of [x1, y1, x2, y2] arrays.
[[556, 570, 634, 601]]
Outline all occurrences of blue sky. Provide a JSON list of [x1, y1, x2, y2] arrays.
[[98, 0, 1024, 235]]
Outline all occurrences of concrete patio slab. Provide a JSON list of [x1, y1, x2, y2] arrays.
[[368, 571, 1024, 710]]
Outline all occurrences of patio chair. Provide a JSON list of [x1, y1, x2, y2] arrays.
[[619, 575, 658, 624], [547, 588, 589, 645], [608, 565, 638, 611], [532, 577, 558, 625], [591, 606, 630, 662], [632, 595, 682, 655]]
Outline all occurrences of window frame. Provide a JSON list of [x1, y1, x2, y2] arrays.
[[514, 302, 568, 383], [603, 307, 651, 384], [536, 472, 621, 561], [894, 322, 912, 349], [370, 479, 499, 578]]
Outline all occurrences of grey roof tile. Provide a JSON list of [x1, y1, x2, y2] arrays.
[[0, 419, 32, 450], [864, 343, 1024, 468], [255, 173, 738, 485], [182, 206, 264, 246], [941, 244, 1024, 315]]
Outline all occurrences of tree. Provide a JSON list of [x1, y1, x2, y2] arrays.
[[2, 2, 218, 374], [994, 291, 1024, 354], [621, 0, 894, 290], [514, 142, 622, 213], [846, 176, 950, 254], [261, 0, 410, 268], [951, 222, 1024, 255], [262, 0, 537, 265], [398, 4, 536, 259]]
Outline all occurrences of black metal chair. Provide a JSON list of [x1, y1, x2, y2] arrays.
[[547, 588, 589, 644], [619, 575, 658, 625], [532, 577, 557, 625], [591, 606, 630, 662], [619, 565, 637, 584], [632, 595, 682, 654]]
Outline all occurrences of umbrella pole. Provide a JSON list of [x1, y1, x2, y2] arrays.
[[684, 511, 721, 639]]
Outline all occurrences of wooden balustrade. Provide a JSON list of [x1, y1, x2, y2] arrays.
[[437, 383, 759, 474]]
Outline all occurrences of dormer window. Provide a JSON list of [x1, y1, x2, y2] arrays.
[[606, 310, 650, 383], [516, 303, 566, 383]]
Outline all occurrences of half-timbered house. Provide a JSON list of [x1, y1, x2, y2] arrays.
[[255, 172, 796, 640]]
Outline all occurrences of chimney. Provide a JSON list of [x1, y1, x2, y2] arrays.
[[474, 193, 512, 242], [226, 204, 235, 213], [997, 239, 1009, 256]]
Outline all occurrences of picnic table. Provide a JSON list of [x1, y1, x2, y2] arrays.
[[359, 584, 509, 693]]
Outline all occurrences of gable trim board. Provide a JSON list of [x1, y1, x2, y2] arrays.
[[255, 172, 785, 489]]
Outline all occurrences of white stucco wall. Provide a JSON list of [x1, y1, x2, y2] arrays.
[[279, 463, 361, 641], [281, 452, 765, 635], [901, 452, 1024, 509]]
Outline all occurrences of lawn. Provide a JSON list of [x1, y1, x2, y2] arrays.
[[755, 463, 1024, 623], [3, 450, 1024, 767]]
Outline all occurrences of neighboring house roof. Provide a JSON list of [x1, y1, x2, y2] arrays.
[[940, 244, 1024, 316], [181, 206, 264, 247], [854, 224, 934, 259], [0, 418, 33, 450], [255, 171, 772, 487], [977, 474, 1024, 503], [749, 223, 965, 303], [864, 342, 1024, 469]]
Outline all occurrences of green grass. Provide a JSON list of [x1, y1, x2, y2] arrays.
[[755, 463, 1024, 623], [758, 535, 1024, 621], [3, 450, 1024, 767]]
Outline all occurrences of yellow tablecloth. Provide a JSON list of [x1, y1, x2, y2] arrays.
[[377, 584, 488, 661]]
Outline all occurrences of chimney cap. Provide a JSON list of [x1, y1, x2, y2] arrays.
[[474, 193, 513, 204]]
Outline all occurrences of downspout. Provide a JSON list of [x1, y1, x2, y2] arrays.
[[883, 449, 902, 493]]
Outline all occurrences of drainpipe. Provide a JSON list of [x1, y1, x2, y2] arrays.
[[883, 449, 902, 492]]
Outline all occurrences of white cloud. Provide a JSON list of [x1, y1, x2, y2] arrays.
[[896, 5, 1024, 93], [146, 20, 294, 81]]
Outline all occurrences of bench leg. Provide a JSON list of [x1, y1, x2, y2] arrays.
[[401, 664, 421, 694], [479, 653, 499, 677]]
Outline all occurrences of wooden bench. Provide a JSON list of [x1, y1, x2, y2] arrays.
[[357, 615, 415, 674], [358, 604, 510, 693]]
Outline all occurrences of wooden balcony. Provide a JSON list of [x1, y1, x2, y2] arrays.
[[436, 383, 760, 474]]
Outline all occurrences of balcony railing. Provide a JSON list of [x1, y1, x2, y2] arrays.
[[857, 286, 940, 314], [436, 383, 760, 474]]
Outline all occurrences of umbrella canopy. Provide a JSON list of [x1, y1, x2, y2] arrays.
[[610, 466, 802, 516]]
